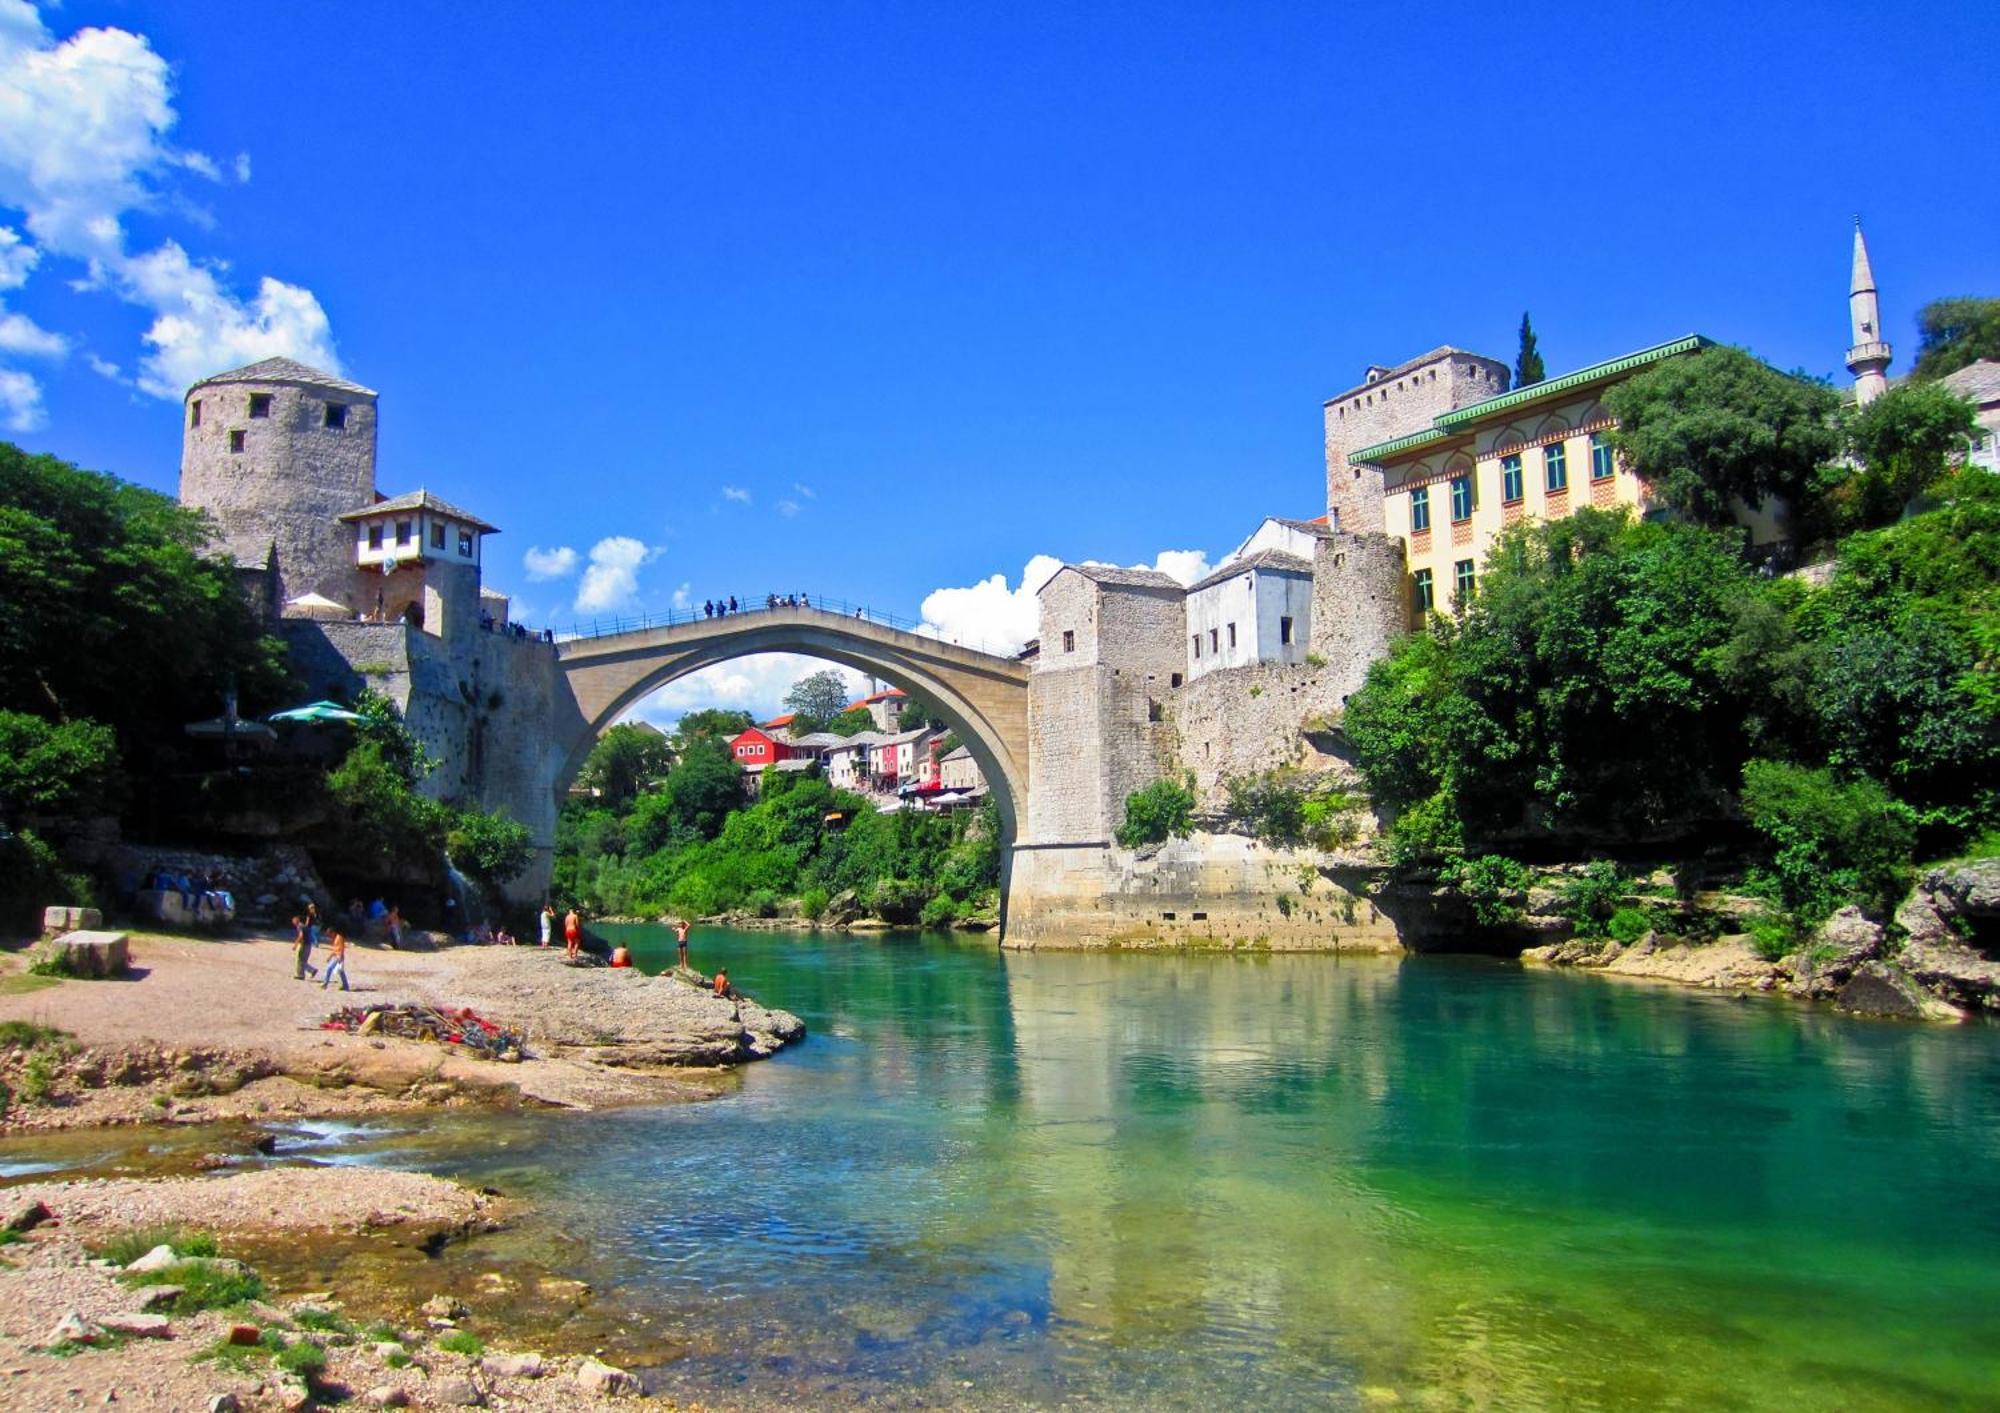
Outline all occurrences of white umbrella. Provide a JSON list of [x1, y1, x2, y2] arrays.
[[284, 592, 349, 620]]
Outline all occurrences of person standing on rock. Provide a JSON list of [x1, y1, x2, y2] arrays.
[[674, 919, 691, 970], [564, 907, 582, 960], [320, 929, 352, 992]]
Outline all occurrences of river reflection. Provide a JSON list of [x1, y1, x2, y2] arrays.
[[18, 929, 1982, 1407]]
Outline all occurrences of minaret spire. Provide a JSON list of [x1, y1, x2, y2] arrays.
[[1846, 217, 1892, 405]]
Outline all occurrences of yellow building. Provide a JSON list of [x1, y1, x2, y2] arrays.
[[1345, 334, 1747, 615]]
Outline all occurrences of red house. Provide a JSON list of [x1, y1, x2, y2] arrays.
[[730, 723, 795, 771]]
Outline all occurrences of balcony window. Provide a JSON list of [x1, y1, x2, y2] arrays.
[[367, 524, 383, 551], [430, 521, 446, 550], [395, 521, 412, 546], [459, 530, 474, 557]]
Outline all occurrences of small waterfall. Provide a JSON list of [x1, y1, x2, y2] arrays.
[[443, 856, 487, 941]]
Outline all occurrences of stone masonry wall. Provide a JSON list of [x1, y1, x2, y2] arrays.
[[1308, 531, 1408, 704], [181, 377, 377, 605], [1167, 662, 1343, 808], [1322, 349, 1508, 532]]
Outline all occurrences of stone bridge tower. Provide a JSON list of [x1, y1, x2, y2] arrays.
[[179, 357, 380, 608]]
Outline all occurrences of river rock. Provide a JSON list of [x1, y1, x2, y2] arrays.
[[431, 1375, 486, 1406], [1837, 962, 1965, 1022], [420, 1294, 468, 1320], [482, 1351, 547, 1378], [124, 1244, 180, 1273], [44, 1311, 97, 1347], [274, 1376, 312, 1413], [575, 1357, 642, 1397], [1898, 935, 2000, 1012], [137, 1286, 182, 1311], [362, 1388, 410, 1409], [2, 1197, 50, 1233], [206, 1396, 241, 1413], [100, 1313, 172, 1339]]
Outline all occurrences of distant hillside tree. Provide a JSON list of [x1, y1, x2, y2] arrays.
[[1514, 312, 1545, 387], [673, 708, 752, 745], [784, 670, 852, 732], [1834, 381, 1979, 531], [577, 723, 676, 805], [827, 707, 876, 736], [1911, 297, 2000, 381]]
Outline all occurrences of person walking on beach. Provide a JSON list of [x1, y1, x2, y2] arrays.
[[291, 911, 317, 980], [539, 904, 554, 948], [674, 918, 691, 970], [320, 929, 351, 992], [564, 907, 582, 960]]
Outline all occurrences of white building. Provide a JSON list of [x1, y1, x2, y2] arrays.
[[939, 744, 983, 792], [1940, 360, 2000, 473], [824, 733, 882, 791], [1183, 547, 1315, 681]]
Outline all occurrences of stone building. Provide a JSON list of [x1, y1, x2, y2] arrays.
[[1183, 547, 1314, 681], [1323, 348, 1510, 534], [1939, 361, 2000, 472]]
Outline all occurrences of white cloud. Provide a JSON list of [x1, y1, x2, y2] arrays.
[[0, 363, 41, 429], [793, 482, 816, 500], [574, 535, 658, 615], [720, 485, 751, 505], [523, 544, 579, 580], [0, 2, 341, 413], [0, 309, 63, 357], [84, 352, 120, 380], [670, 582, 692, 610], [917, 547, 1213, 653], [624, 654, 870, 729], [777, 498, 800, 517]]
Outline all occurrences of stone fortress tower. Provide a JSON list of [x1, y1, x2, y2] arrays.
[[179, 358, 380, 607], [1846, 218, 1892, 405], [1323, 347, 1509, 533]]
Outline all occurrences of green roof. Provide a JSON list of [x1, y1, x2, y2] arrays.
[[1348, 334, 1712, 464]]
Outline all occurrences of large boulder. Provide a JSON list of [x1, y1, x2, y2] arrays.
[[41, 906, 101, 934], [1837, 962, 1965, 1023], [1781, 907, 1883, 997], [46, 930, 129, 977]]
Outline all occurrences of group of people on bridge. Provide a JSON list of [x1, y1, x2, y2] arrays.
[[701, 592, 820, 619]]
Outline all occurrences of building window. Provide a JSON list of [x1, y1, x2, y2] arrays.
[[459, 530, 474, 557], [1209, 628, 1219, 654], [395, 520, 412, 546], [1591, 432, 1614, 481], [1170, 672, 1183, 688], [1450, 474, 1473, 523], [1410, 486, 1430, 532], [248, 393, 272, 419], [430, 521, 446, 550], [1279, 616, 1293, 645], [1226, 623, 1237, 650], [1545, 442, 1568, 492], [1455, 558, 1476, 602], [1062, 629, 1075, 653], [228, 429, 245, 453], [325, 402, 348, 430], [1191, 634, 1202, 659], [367, 524, 383, 551], [189, 400, 202, 428], [1501, 453, 1523, 503], [1413, 568, 1434, 613]]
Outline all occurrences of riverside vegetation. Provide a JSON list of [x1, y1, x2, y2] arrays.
[[1332, 344, 1997, 953], [555, 711, 1003, 928]]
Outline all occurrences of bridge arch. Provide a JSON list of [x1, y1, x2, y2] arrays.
[[554, 608, 1032, 911]]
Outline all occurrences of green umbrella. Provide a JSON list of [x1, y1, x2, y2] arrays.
[[268, 700, 367, 724]]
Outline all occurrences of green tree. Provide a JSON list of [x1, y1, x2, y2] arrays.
[[1514, 311, 1545, 387], [783, 670, 852, 732], [1117, 775, 1197, 848], [1741, 759, 1914, 922], [351, 687, 435, 786], [895, 687, 950, 731], [576, 723, 675, 805], [1910, 296, 2000, 381], [1834, 381, 1979, 531], [445, 808, 533, 886], [1605, 345, 1843, 527], [826, 707, 876, 736], [0, 713, 119, 821], [628, 737, 742, 849], [672, 708, 752, 744]]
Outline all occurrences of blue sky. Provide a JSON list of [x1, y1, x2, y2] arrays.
[[4, 0, 1996, 718]]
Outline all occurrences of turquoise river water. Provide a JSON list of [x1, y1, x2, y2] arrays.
[[20, 925, 2000, 1408]]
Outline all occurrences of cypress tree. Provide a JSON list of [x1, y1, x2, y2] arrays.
[[1515, 311, 1545, 387]]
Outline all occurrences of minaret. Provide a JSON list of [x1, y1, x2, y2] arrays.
[[1846, 217, 1892, 405]]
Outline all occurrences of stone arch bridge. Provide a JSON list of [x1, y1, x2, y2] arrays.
[[547, 603, 1031, 873]]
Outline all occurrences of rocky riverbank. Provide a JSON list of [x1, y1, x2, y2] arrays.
[[1522, 860, 2000, 1022], [0, 931, 806, 1132], [0, 1169, 670, 1410]]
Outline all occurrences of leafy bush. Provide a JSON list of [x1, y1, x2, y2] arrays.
[[435, 1330, 484, 1357], [0, 827, 95, 938], [1558, 861, 1625, 937], [1442, 854, 1534, 927], [1745, 910, 1799, 962], [799, 886, 830, 922], [867, 877, 927, 924], [1741, 759, 1914, 922], [92, 1227, 216, 1266], [919, 893, 962, 929], [124, 1259, 264, 1312], [0, 711, 119, 819], [1606, 906, 1652, 944], [291, 1307, 351, 1334], [18, 1049, 56, 1102], [446, 808, 533, 887], [1117, 776, 1197, 848], [746, 888, 781, 918], [273, 1339, 328, 1378], [0, 1020, 68, 1049]]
